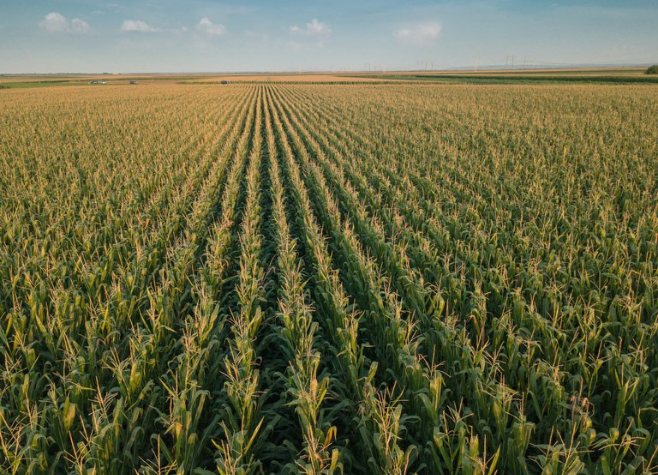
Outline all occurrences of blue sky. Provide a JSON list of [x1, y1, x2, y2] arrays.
[[0, 0, 656, 73]]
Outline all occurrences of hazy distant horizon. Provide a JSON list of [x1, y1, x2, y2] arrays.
[[1, 63, 655, 77]]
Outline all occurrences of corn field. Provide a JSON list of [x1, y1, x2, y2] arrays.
[[1, 82, 657, 474]]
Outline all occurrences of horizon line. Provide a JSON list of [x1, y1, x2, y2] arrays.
[[1, 62, 655, 77]]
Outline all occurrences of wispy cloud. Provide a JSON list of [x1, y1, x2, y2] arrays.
[[121, 20, 158, 33], [289, 18, 331, 48], [39, 12, 90, 34], [290, 19, 331, 36], [394, 22, 441, 44], [196, 18, 227, 36], [245, 30, 269, 42]]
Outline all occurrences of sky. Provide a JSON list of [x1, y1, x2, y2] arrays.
[[0, 0, 656, 73]]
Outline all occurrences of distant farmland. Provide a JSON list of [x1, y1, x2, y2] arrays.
[[1, 79, 657, 474]]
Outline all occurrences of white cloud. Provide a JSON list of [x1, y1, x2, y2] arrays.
[[121, 20, 158, 33], [394, 22, 442, 44], [290, 19, 331, 36], [71, 18, 91, 33], [196, 18, 227, 36], [39, 12, 90, 34], [40, 13, 68, 33]]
